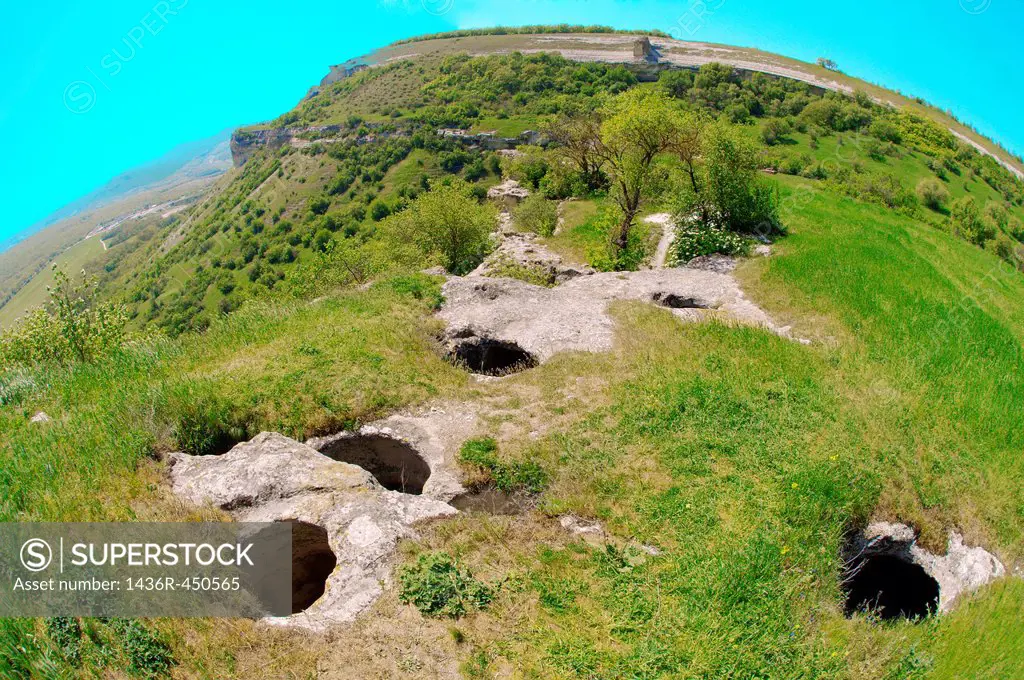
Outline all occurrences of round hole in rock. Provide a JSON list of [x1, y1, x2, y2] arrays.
[[448, 338, 538, 376], [288, 520, 337, 614], [319, 434, 431, 494], [842, 554, 939, 620], [651, 292, 710, 309]]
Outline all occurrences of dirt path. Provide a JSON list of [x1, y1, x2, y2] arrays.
[[644, 213, 675, 269]]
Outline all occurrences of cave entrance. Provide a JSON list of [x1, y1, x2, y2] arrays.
[[842, 553, 939, 620], [319, 434, 431, 495], [651, 292, 710, 309], [448, 338, 538, 376], [289, 521, 337, 614]]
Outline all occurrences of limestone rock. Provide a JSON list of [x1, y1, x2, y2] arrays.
[[169, 433, 456, 630], [439, 268, 783, 363], [29, 411, 52, 424], [486, 179, 530, 210]]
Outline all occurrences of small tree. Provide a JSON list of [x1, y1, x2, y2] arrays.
[[378, 181, 496, 275], [679, 121, 781, 234], [598, 89, 683, 250], [545, 113, 606, 191], [950, 196, 995, 246], [0, 267, 127, 368], [817, 57, 840, 72]]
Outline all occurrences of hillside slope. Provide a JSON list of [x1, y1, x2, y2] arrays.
[[1, 28, 1023, 680], [0, 131, 232, 325]]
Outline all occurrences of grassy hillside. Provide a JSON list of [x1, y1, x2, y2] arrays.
[[0, 237, 106, 327], [1, 29, 1023, 679]]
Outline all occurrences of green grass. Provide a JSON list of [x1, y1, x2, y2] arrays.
[[4, 38, 1024, 679], [0, 237, 106, 328], [471, 116, 542, 137], [0, 275, 465, 522], [392, 179, 1024, 678]]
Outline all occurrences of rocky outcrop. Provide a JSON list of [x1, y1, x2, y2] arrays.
[[470, 230, 595, 284], [485, 179, 530, 210], [437, 128, 546, 151], [169, 433, 455, 630], [230, 126, 347, 166], [438, 267, 785, 363]]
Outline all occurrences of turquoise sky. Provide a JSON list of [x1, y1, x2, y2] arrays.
[[0, 0, 1021, 244]]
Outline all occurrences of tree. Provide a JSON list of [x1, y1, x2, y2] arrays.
[[0, 267, 127, 368], [379, 181, 496, 274], [545, 112, 605, 190], [816, 57, 840, 72], [950, 196, 995, 246], [597, 89, 683, 250], [677, 121, 781, 234]]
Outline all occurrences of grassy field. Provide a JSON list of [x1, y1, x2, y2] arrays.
[[320, 178, 1024, 678], [0, 236, 106, 327], [3, 179, 1022, 677]]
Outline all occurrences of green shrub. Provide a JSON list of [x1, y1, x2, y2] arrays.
[[990, 234, 1019, 265], [45, 617, 82, 665], [514, 194, 558, 236], [370, 200, 392, 221], [109, 619, 173, 678], [671, 223, 750, 264], [0, 267, 128, 370], [760, 119, 790, 146], [377, 180, 496, 275], [950, 196, 995, 246], [916, 178, 949, 211], [869, 119, 902, 144], [398, 552, 493, 618], [500, 145, 549, 189]]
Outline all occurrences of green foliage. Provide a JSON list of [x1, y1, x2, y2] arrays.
[[108, 619, 174, 678], [760, 118, 791, 146], [398, 552, 493, 618], [514, 194, 559, 236], [170, 389, 251, 456], [377, 180, 496, 275], [458, 437, 548, 493], [0, 267, 128, 370], [1, 618, 173, 678], [45, 617, 82, 665], [679, 121, 782, 234], [500, 145, 549, 189], [917, 178, 950, 212], [950, 196, 995, 246], [671, 223, 750, 263], [600, 89, 681, 247]]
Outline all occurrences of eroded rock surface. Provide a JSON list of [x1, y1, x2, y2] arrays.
[[169, 433, 455, 630], [439, 268, 784, 362], [470, 230, 595, 284], [486, 179, 530, 210]]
